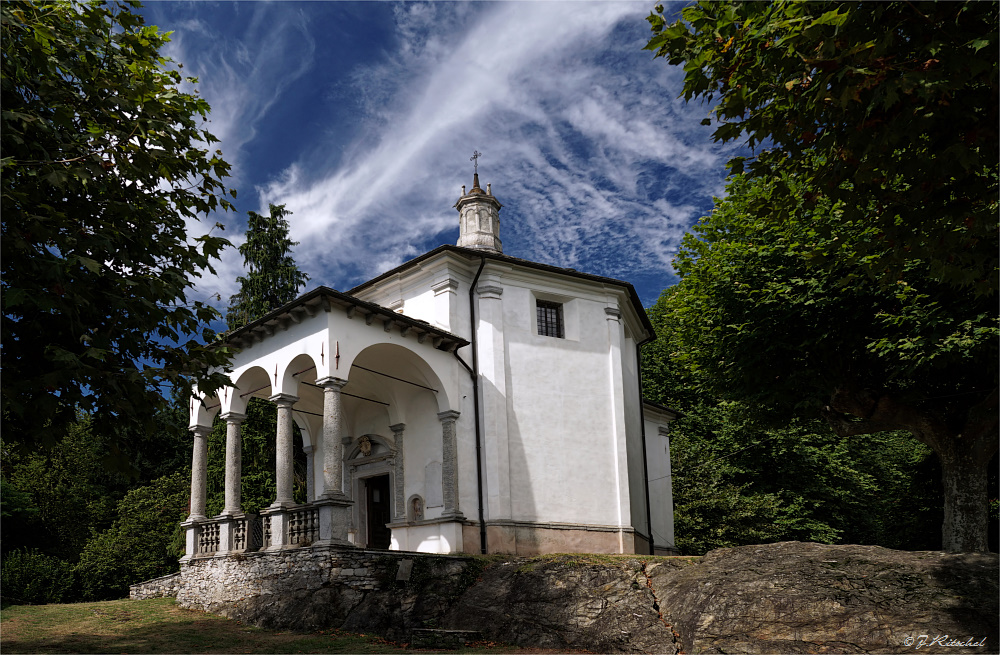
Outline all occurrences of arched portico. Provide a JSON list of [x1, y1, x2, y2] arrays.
[[182, 288, 469, 560]]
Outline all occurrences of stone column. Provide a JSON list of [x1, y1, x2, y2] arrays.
[[317, 377, 349, 498], [390, 423, 406, 520], [270, 393, 299, 507], [303, 444, 315, 502], [221, 412, 246, 515], [188, 425, 210, 520], [438, 410, 463, 518], [182, 425, 210, 561], [314, 377, 353, 547], [217, 412, 246, 554], [265, 393, 298, 550]]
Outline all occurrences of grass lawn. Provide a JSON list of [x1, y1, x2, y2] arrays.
[[0, 597, 524, 654]]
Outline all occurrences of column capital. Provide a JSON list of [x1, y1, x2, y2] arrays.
[[477, 284, 504, 299], [389, 422, 406, 435], [604, 306, 622, 320], [316, 376, 349, 389], [437, 410, 461, 422], [220, 411, 247, 424], [189, 424, 212, 437], [269, 393, 299, 407], [432, 278, 460, 296], [303, 444, 315, 454]]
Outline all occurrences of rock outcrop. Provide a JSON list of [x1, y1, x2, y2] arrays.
[[166, 542, 998, 654], [644, 542, 997, 654]]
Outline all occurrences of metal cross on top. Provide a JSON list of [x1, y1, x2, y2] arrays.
[[470, 150, 482, 174]]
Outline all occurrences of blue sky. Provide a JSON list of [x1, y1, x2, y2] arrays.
[[140, 1, 741, 310]]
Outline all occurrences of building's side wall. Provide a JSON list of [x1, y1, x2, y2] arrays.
[[643, 410, 676, 555], [352, 254, 653, 555], [494, 275, 631, 537], [622, 333, 650, 552]]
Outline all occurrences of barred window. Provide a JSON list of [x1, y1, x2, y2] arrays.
[[536, 300, 564, 338]]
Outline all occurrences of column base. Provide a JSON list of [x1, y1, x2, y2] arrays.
[[315, 496, 354, 546], [180, 518, 201, 561]]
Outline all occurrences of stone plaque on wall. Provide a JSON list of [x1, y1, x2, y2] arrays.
[[425, 461, 443, 507]]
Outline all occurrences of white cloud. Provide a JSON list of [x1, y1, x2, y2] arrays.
[[155, 1, 739, 306], [256, 2, 728, 291]]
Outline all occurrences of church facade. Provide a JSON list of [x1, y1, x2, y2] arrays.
[[183, 172, 677, 558]]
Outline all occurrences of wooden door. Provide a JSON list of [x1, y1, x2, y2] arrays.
[[366, 474, 392, 549]]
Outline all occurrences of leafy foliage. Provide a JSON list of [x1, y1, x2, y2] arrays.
[[643, 290, 944, 555], [645, 1, 998, 293], [666, 176, 997, 425], [1, 0, 236, 454], [1, 417, 127, 561], [225, 204, 309, 332], [650, 171, 996, 551], [0, 549, 77, 606], [75, 470, 190, 601]]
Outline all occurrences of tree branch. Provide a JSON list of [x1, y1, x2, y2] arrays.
[[823, 384, 952, 450], [820, 407, 907, 438]]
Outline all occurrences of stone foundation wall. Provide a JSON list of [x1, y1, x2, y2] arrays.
[[139, 542, 997, 654], [129, 571, 182, 599], [174, 546, 478, 632]]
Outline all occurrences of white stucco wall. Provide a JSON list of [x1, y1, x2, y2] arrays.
[[352, 251, 655, 544], [643, 406, 676, 553]]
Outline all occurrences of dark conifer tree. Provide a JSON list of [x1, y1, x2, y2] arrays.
[[225, 204, 309, 331]]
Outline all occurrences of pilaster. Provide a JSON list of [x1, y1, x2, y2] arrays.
[[303, 444, 315, 502], [390, 423, 406, 520], [605, 306, 631, 548], [438, 410, 463, 518], [477, 274, 512, 520]]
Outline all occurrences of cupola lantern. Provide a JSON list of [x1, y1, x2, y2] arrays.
[[455, 151, 503, 253]]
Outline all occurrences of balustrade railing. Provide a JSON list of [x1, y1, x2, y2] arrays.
[[197, 521, 220, 555], [288, 506, 319, 545], [262, 514, 272, 549], [233, 517, 247, 551], [190, 504, 321, 557]]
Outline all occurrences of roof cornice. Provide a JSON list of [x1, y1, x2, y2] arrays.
[[348, 245, 656, 338], [217, 286, 469, 352]]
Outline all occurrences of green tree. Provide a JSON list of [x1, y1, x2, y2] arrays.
[[656, 173, 996, 552], [75, 470, 190, 601], [643, 290, 944, 555], [225, 204, 309, 332], [645, 1, 998, 293], [1, 416, 127, 561], [1, 549, 77, 606], [1, 0, 236, 455]]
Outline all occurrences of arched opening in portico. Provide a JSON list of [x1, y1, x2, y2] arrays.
[[342, 343, 457, 551]]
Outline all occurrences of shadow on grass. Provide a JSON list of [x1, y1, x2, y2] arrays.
[[0, 599, 407, 654]]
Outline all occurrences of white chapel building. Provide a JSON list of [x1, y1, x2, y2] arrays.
[[184, 170, 677, 558]]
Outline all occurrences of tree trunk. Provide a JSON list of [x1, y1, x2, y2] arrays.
[[939, 439, 990, 553]]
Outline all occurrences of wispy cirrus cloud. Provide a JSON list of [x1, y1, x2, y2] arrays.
[[258, 2, 735, 301], [149, 1, 737, 307]]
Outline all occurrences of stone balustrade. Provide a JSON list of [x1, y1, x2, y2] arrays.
[[197, 521, 220, 555], [288, 506, 319, 546], [186, 502, 332, 558]]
